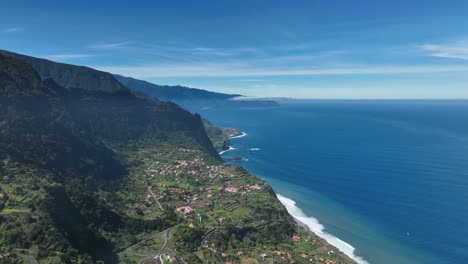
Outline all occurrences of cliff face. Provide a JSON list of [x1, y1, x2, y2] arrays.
[[0, 54, 124, 178], [114, 74, 280, 109], [202, 119, 231, 152], [0, 50, 127, 93], [0, 53, 221, 262], [0, 51, 220, 160], [114, 74, 238, 101]]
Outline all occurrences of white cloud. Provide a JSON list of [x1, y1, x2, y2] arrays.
[[91, 45, 446, 79], [92, 62, 468, 78], [420, 41, 468, 60], [191, 46, 258, 57], [192, 47, 216, 52], [4, 27, 23, 33], [191, 47, 233, 56], [88, 41, 131, 50], [201, 84, 468, 99], [45, 54, 93, 60], [234, 79, 267, 82]]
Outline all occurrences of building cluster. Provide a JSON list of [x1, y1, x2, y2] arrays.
[[224, 187, 239, 193], [145, 158, 226, 181], [318, 257, 340, 264], [177, 148, 197, 153], [142, 159, 268, 211], [271, 250, 295, 262], [176, 206, 195, 215], [0, 253, 14, 261], [220, 247, 340, 264], [136, 155, 341, 264], [142, 157, 267, 208], [293, 235, 301, 242], [144, 193, 154, 205], [221, 128, 243, 138]]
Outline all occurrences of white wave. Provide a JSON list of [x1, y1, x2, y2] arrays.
[[229, 132, 247, 139], [219, 146, 236, 155], [277, 194, 370, 264], [249, 148, 261, 151]]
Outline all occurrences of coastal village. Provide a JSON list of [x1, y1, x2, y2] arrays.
[[0, 130, 356, 264], [117, 144, 356, 264], [220, 128, 246, 139]]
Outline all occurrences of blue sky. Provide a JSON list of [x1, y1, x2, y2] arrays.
[[2, 0, 468, 98]]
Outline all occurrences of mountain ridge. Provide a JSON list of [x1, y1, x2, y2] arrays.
[[114, 74, 280, 108], [0, 49, 280, 108], [0, 52, 221, 262], [0, 49, 127, 93], [114, 74, 240, 101]]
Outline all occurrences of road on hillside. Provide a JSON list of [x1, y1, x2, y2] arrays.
[[138, 227, 172, 264], [200, 227, 217, 246]]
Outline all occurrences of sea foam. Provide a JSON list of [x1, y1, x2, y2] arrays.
[[229, 132, 247, 139], [277, 194, 369, 264], [219, 146, 236, 155]]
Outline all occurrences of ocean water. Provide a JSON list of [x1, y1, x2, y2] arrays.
[[196, 100, 468, 264]]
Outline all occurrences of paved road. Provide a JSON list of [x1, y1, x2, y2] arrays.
[[147, 186, 164, 211], [139, 259, 160, 264], [200, 227, 217, 245], [155, 227, 172, 257], [138, 227, 172, 264]]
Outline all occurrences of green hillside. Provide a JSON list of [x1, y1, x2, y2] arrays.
[[0, 52, 355, 264]]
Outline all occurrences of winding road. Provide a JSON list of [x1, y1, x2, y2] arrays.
[[138, 227, 172, 264]]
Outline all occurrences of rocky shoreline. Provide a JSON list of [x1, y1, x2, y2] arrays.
[[221, 127, 244, 139], [202, 119, 244, 153]]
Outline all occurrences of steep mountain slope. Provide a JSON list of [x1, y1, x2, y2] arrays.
[[0, 54, 219, 262], [114, 74, 239, 101], [114, 74, 280, 108], [0, 54, 124, 179], [0, 50, 279, 109], [202, 119, 231, 152], [0, 51, 219, 159], [0, 49, 127, 93]]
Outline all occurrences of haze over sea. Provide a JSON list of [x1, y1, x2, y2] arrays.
[[197, 100, 468, 264]]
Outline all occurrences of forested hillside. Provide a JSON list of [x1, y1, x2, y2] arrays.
[[0, 53, 218, 262], [0, 52, 355, 264]]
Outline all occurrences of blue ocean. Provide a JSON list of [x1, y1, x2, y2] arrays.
[[197, 100, 468, 264]]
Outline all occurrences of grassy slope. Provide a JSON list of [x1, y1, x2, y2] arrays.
[[117, 147, 357, 264]]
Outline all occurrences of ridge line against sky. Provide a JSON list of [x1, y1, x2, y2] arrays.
[[1, 0, 468, 98]]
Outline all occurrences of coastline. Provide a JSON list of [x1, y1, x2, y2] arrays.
[[277, 194, 369, 264], [219, 129, 367, 264], [218, 146, 235, 155], [217, 131, 247, 155], [228, 131, 247, 139]]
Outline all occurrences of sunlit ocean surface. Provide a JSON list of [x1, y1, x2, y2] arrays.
[[196, 100, 468, 264]]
